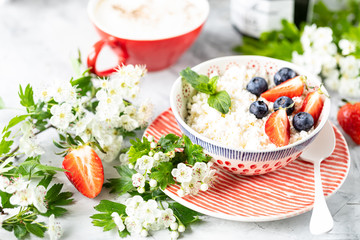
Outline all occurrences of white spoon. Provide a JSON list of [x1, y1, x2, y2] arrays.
[[300, 121, 335, 235]]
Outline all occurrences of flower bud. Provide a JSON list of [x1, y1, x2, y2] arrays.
[[147, 135, 154, 142], [200, 183, 209, 191], [149, 179, 157, 188], [170, 231, 180, 240], [128, 163, 134, 169], [178, 224, 185, 233], [138, 187, 145, 193], [170, 222, 178, 231], [150, 142, 157, 149], [140, 229, 148, 237], [148, 151, 154, 157]]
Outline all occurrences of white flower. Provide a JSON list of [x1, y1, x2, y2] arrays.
[[0, 157, 15, 174], [32, 185, 47, 213], [73, 113, 93, 136], [48, 214, 62, 240], [37, 87, 53, 102], [202, 168, 217, 185], [52, 82, 77, 104], [137, 99, 153, 126], [150, 142, 157, 149], [125, 195, 144, 217], [300, 24, 317, 50], [160, 208, 176, 227], [136, 155, 154, 171], [140, 229, 148, 237], [140, 200, 161, 223], [0, 176, 10, 191], [10, 188, 32, 206], [181, 179, 201, 195], [119, 153, 129, 165], [5, 177, 30, 194], [171, 163, 193, 183], [339, 77, 360, 97], [96, 135, 123, 162], [132, 173, 145, 188], [147, 135, 154, 142], [124, 216, 142, 234], [324, 70, 340, 90], [200, 183, 209, 191], [20, 121, 33, 138], [339, 39, 356, 55], [119, 115, 139, 132], [153, 152, 169, 163], [111, 212, 125, 231], [19, 136, 44, 157], [192, 162, 208, 181], [313, 27, 333, 48], [124, 106, 137, 119], [339, 55, 360, 78], [50, 103, 76, 130]]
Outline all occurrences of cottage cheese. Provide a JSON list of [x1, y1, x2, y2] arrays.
[[186, 66, 314, 150]]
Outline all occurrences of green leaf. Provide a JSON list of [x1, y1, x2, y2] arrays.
[[0, 96, 5, 109], [38, 174, 53, 188], [2, 115, 28, 133], [18, 84, 35, 109], [104, 165, 136, 195], [0, 138, 13, 156], [207, 90, 231, 114], [70, 75, 93, 96], [150, 162, 175, 190], [118, 229, 130, 238], [158, 134, 181, 152], [14, 223, 27, 239], [180, 68, 217, 95], [169, 202, 201, 227], [94, 200, 126, 214], [183, 135, 211, 165], [0, 190, 16, 208], [127, 137, 151, 164], [35, 164, 67, 172], [45, 183, 63, 202], [25, 222, 46, 238]]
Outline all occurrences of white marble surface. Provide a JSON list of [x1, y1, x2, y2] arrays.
[[0, 0, 359, 239]]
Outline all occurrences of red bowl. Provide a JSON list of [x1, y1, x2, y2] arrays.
[[87, 0, 209, 76]]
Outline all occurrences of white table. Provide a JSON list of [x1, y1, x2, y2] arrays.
[[0, 0, 359, 239]]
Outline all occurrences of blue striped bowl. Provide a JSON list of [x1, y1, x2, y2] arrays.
[[170, 56, 331, 175]]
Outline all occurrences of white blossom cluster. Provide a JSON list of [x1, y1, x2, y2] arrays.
[[111, 195, 184, 239], [171, 162, 216, 197], [37, 64, 152, 162], [0, 176, 47, 213], [0, 175, 62, 240], [292, 24, 360, 97], [19, 121, 44, 157]]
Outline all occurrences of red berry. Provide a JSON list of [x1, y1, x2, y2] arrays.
[[63, 145, 104, 198], [299, 91, 324, 124], [261, 76, 305, 102], [337, 102, 360, 145], [265, 108, 290, 147]]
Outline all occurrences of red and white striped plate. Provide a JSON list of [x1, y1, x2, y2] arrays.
[[144, 108, 351, 222]]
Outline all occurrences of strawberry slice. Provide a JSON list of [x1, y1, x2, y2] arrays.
[[265, 108, 290, 147], [261, 76, 306, 102], [63, 145, 104, 198], [299, 91, 324, 124]]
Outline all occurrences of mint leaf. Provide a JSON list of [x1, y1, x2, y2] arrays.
[[180, 68, 217, 95], [208, 90, 231, 114], [150, 162, 175, 190], [104, 165, 136, 195]]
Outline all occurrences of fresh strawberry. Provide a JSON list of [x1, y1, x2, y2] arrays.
[[299, 91, 324, 124], [337, 102, 360, 144], [63, 145, 104, 198], [261, 76, 305, 102], [265, 108, 290, 147]]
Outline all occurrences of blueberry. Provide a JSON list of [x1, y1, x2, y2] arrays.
[[273, 96, 295, 115], [250, 101, 269, 119], [293, 112, 314, 132], [274, 67, 297, 85], [246, 77, 268, 97]]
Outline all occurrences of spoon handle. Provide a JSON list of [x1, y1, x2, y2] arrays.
[[309, 160, 334, 235]]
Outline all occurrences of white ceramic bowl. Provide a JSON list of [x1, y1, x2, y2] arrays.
[[170, 56, 331, 175]]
